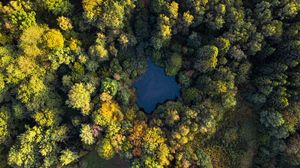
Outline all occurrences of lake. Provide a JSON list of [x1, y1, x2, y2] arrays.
[[133, 59, 181, 113]]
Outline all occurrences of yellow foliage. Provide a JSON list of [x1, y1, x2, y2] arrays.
[[158, 144, 170, 166], [160, 14, 170, 24], [168, 1, 178, 19], [183, 11, 194, 26], [216, 81, 228, 93], [42, 29, 64, 49], [100, 92, 112, 103], [69, 38, 80, 52], [57, 16, 73, 31], [204, 146, 230, 168], [100, 101, 123, 123], [118, 34, 129, 46], [161, 25, 171, 39], [129, 121, 147, 146], [16, 56, 37, 76], [20, 25, 46, 57]]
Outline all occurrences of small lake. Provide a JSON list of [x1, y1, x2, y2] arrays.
[[133, 59, 181, 113]]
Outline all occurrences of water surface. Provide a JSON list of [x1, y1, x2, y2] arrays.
[[133, 59, 181, 113]]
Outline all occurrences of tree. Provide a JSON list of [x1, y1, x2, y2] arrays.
[[8, 125, 68, 167], [19, 25, 46, 57], [97, 138, 115, 160], [57, 16, 73, 31], [143, 127, 165, 153], [284, 134, 300, 166], [17, 75, 46, 106], [59, 149, 78, 166], [262, 20, 283, 38], [67, 83, 94, 115], [82, 0, 135, 30], [1, 1, 37, 31], [33, 109, 60, 127], [213, 37, 230, 55], [167, 1, 179, 19], [182, 11, 194, 27], [102, 78, 119, 96], [196, 149, 213, 168], [0, 106, 10, 144], [260, 110, 285, 129], [150, 0, 167, 14], [80, 124, 95, 145], [38, 0, 73, 15], [93, 97, 123, 126], [42, 29, 64, 50], [89, 44, 108, 60], [166, 52, 182, 76], [194, 45, 218, 73]]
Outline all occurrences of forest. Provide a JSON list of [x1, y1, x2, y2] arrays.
[[0, 0, 299, 168]]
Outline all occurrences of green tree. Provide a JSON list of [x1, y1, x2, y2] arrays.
[[102, 78, 119, 96], [196, 149, 213, 168], [0, 106, 10, 144], [82, 0, 135, 30], [284, 134, 300, 166], [194, 45, 218, 73], [17, 75, 46, 106], [38, 0, 73, 15], [166, 52, 182, 76]]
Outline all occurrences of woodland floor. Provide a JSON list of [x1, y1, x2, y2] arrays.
[[237, 97, 259, 168]]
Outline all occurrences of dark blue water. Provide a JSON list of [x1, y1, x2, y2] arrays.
[[133, 59, 181, 113]]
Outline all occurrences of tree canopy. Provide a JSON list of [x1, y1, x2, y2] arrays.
[[0, 0, 299, 168]]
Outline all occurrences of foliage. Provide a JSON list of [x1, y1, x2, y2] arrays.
[[42, 29, 64, 50], [59, 149, 78, 166], [0, 0, 300, 167], [57, 16, 73, 31], [80, 124, 95, 145], [67, 83, 94, 115]]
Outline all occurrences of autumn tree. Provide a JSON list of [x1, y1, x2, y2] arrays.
[[67, 83, 94, 115]]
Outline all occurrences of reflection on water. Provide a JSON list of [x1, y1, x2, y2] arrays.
[[133, 59, 181, 113]]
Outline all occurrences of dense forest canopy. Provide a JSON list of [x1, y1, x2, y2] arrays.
[[0, 0, 299, 168]]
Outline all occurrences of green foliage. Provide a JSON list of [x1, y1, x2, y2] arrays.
[[196, 149, 213, 168], [17, 75, 46, 105], [0, 1, 37, 31], [38, 0, 73, 15], [194, 45, 219, 73], [0, 106, 10, 144], [102, 78, 119, 96], [165, 52, 182, 76], [8, 125, 68, 167], [1, 0, 300, 167], [82, 0, 135, 30]]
